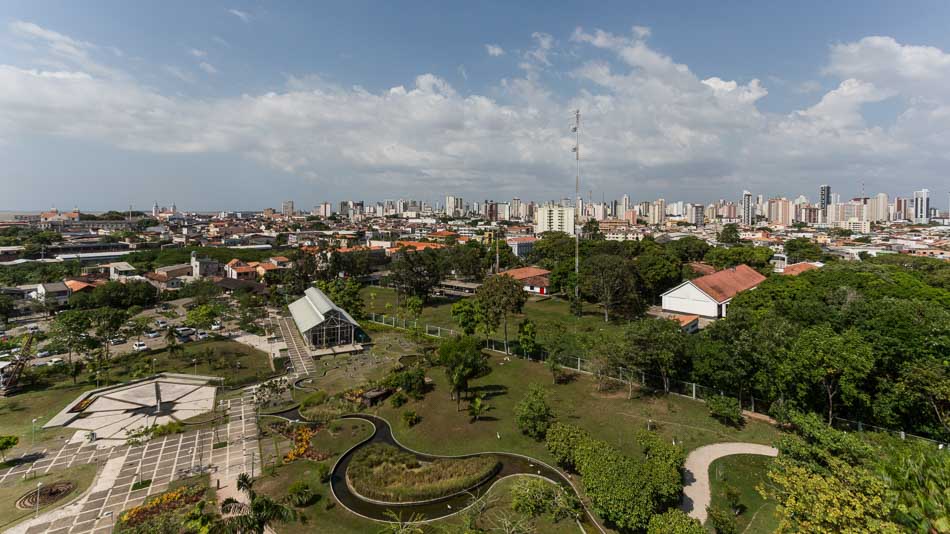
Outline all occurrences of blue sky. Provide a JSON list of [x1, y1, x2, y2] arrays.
[[2, 1, 949, 211]]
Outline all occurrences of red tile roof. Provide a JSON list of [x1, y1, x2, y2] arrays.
[[691, 264, 766, 303], [688, 262, 717, 276], [499, 266, 551, 281], [782, 262, 820, 276]]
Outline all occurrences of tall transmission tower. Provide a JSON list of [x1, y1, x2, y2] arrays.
[[571, 110, 581, 302]]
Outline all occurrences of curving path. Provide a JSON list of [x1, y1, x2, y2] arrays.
[[680, 442, 778, 524], [329, 414, 603, 532]]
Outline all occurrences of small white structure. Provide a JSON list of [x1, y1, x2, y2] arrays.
[[288, 287, 360, 349], [661, 264, 766, 319]]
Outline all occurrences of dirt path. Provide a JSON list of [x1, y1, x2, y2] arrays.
[[680, 442, 778, 524]]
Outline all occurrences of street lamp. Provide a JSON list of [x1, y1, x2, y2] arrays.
[[192, 358, 197, 375], [151, 358, 156, 374], [31, 417, 40, 446], [34, 482, 42, 518], [100, 511, 113, 525], [95, 371, 100, 388]]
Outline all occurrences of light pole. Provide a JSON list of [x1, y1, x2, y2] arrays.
[[151, 358, 156, 375], [193, 358, 197, 375], [95, 371, 100, 388], [34, 481, 42, 518], [31, 417, 39, 446], [101, 511, 113, 526]]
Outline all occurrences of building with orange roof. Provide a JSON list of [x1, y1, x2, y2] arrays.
[[498, 266, 551, 295], [661, 264, 766, 318], [781, 262, 822, 276]]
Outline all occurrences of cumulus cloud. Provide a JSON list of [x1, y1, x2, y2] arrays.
[[1, 22, 948, 200], [198, 61, 217, 74], [189, 48, 207, 58], [485, 44, 505, 57]]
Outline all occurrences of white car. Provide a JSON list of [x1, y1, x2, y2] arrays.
[[210, 322, 222, 331], [156, 319, 168, 328], [145, 331, 160, 338], [26, 324, 40, 333], [196, 331, 209, 340], [132, 341, 148, 352]]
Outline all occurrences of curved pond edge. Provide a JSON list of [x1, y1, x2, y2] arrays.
[[328, 413, 605, 533]]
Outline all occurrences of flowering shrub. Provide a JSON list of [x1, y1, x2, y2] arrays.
[[283, 425, 329, 463], [119, 483, 205, 527]]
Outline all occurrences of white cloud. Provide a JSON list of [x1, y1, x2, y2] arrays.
[[795, 80, 822, 94], [457, 64, 468, 80], [212, 36, 230, 48], [1, 22, 948, 199], [227, 9, 250, 23], [189, 48, 207, 58], [485, 44, 505, 57], [199, 62, 218, 74]]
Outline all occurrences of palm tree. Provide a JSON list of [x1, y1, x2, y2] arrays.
[[218, 473, 297, 533], [468, 394, 489, 422]]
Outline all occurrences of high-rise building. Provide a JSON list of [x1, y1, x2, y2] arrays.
[[281, 200, 294, 216], [767, 197, 793, 226], [687, 203, 705, 226], [741, 191, 755, 226], [535, 203, 576, 235], [648, 199, 666, 226], [913, 189, 931, 224], [819, 185, 832, 211], [868, 193, 889, 222]]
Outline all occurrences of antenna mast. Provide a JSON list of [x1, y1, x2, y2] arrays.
[[572, 109, 581, 303]]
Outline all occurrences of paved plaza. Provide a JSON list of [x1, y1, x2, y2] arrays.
[[3, 394, 259, 534]]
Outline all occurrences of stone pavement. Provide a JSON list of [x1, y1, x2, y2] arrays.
[[4, 394, 259, 534], [680, 442, 779, 524]]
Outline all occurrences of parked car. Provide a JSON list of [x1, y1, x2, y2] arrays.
[[156, 319, 168, 328], [196, 331, 209, 340], [36, 350, 51, 358], [26, 324, 40, 333], [110, 337, 126, 346], [175, 327, 196, 337], [47, 358, 64, 366], [158, 303, 171, 311], [145, 331, 160, 338], [132, 341, 148, 352], [210, 322, 222, 331]]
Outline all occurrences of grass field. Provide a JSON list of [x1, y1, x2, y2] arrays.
[[369, 351, 778, 463], [708, 454, 780, 533], [0, 382, 96, 457], [362, 286, 623, 345], [0, 463, 98, 531], [107, 339, 273, 386]]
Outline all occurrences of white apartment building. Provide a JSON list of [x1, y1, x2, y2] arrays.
[[535, 204, 576, 235]]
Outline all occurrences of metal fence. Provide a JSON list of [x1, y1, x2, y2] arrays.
[[366, 312, 948, 448]]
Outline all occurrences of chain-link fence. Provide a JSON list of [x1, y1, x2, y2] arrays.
[[366, 312, 948, 448]]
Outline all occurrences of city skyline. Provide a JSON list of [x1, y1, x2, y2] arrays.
[[3, 1, 950, 209]]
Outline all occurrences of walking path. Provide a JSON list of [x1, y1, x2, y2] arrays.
[[680, 442, 778, 524], [1, 395, 259, 534]]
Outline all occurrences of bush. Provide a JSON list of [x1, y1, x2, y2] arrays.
[[402, 410, 420, 427], [388, 368, 427, 399], [299, 390, 328, 410], [707, 505, 738, 534], [510, 477, 553, 517], [348, 444, 498, 503], [647, 509, 705, 534], [707, 395, 743, 428], [515, 384, 555, 440], [390, 391, 408, 408], [315, 462, 331, 483], [545, 422, 589, 470], [287, 481, 315, 507]]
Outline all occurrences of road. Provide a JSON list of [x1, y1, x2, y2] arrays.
[[680, 442, 778, 524]]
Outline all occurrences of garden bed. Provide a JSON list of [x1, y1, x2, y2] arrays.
[[346, 443, 500, 503]]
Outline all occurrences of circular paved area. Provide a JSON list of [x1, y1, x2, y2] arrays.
[[680, 442, 778, 524]]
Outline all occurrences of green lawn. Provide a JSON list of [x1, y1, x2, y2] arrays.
[[362, 286, 622, 346], [0, 382, 96, 457], [0, 463, 98, 531], [707, 454, 780, 534], [370, 351, 778, 463], [107, 339, 273, 386]]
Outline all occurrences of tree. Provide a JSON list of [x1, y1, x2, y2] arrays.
[[647, 509, 705, 534], [438, 336, 488, 411], [405, 296, 423, 322], [185, 304, 221, 329], [582, 219, 604, 239], [91, 307, 127, 361], [784, 237, 823, 263], [623, 318, 687, 393], [634, 248, 682, 304], [718, 223, 740, 244], [580, 254, 632, 322], [785, 325, 874, 423], [49, 309, 92, 365], [516, 319, 538, 357], [476, 274, 527, 354], [388, 247, 444, 303], [895, 357, 950, 435], [219, 473, 297, 533], [0, 294, 14, 324], [450, 299, 481, 336], [315, 278, 365, 319], [515, 384, 554, 440], [0, 435, 18, 461], [666, 236, 711, 263], [467, 394, 489, 422], [377, 511, 425, 534]]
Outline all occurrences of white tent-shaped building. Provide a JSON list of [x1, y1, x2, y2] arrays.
[[288, 286, 360, 348]]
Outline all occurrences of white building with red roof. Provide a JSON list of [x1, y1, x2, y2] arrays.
[[661, 264, 766, 318]]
